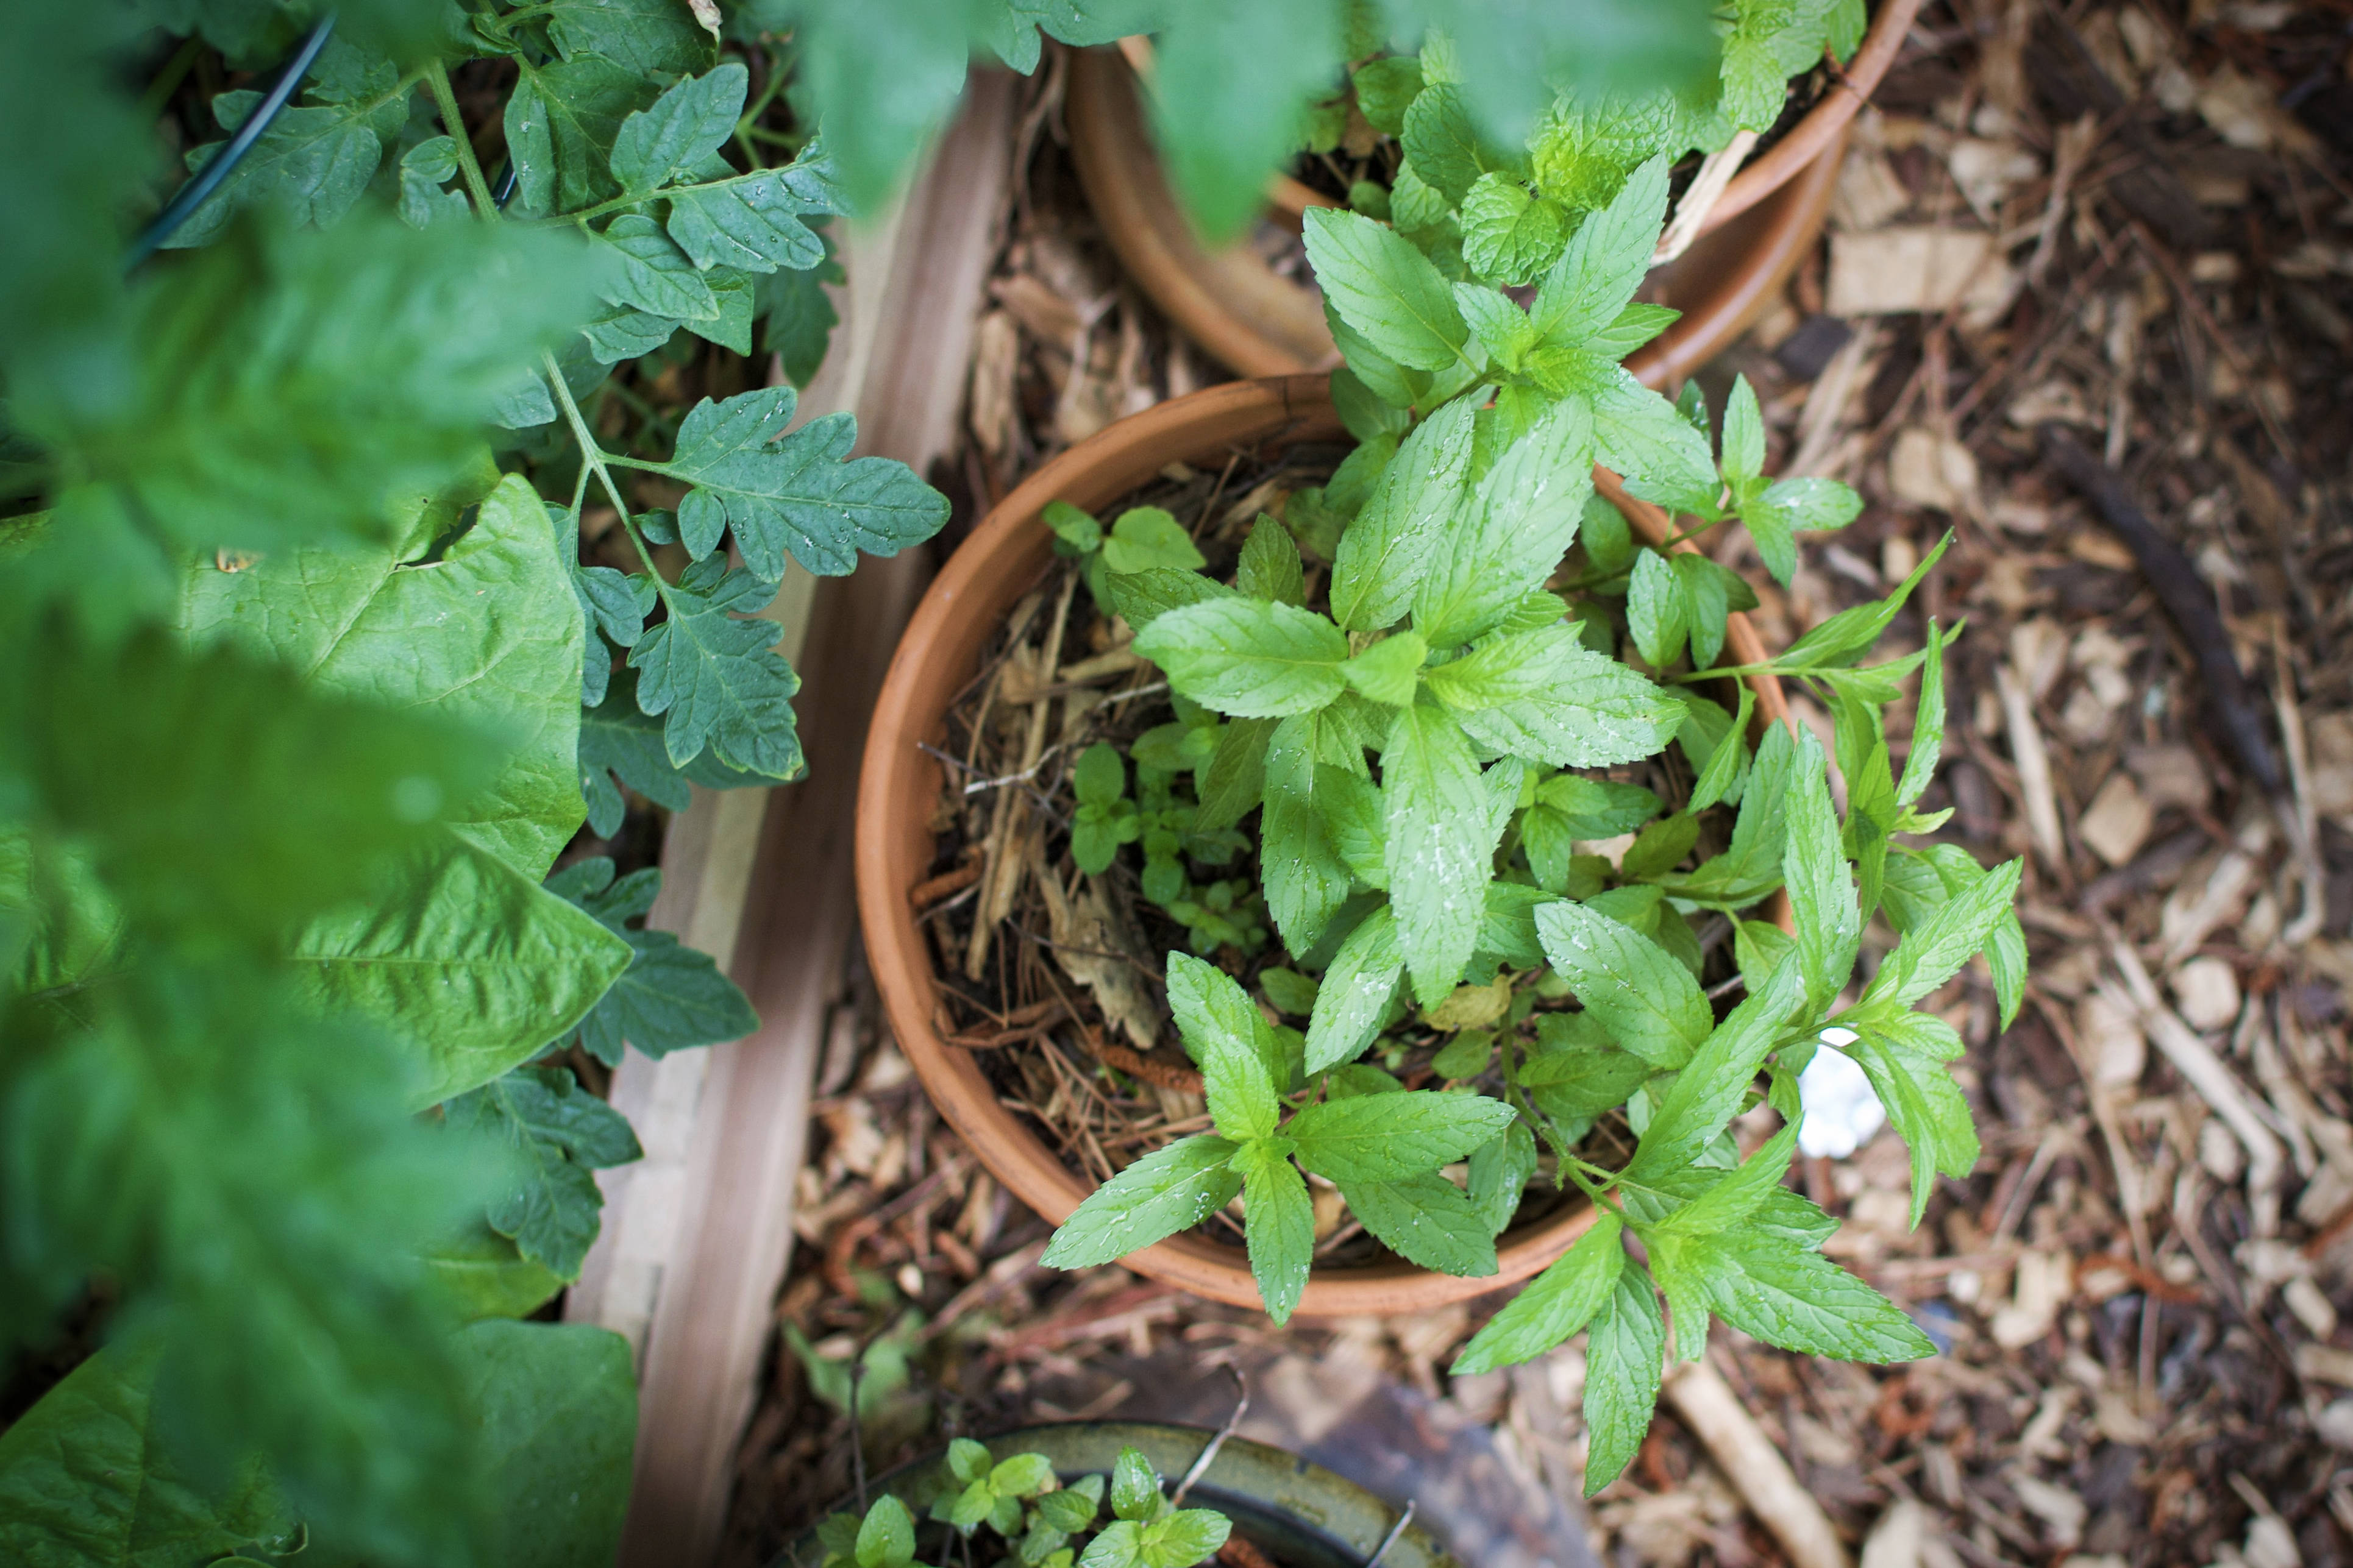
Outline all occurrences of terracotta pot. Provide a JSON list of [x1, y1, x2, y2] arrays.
[[1066, 0, 1923, 383], [777, 1422, 1464, 1568], [855, 376, 1789, 1316]]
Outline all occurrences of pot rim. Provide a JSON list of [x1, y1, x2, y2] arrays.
[[1063, 2, 1918, 381], [853, 376, 1789, 1316]]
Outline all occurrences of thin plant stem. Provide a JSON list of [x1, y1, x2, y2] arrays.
[[425, 61, 500, 220]]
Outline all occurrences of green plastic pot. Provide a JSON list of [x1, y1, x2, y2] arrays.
[[776, 1422, 1463, 1568]]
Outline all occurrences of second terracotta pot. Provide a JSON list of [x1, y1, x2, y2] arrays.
[[1064, 5, 1923, 384], [855, 377, 1789, 1316]]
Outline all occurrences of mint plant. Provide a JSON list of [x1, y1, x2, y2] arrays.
[[1029, 65, 2021, 1494], [813, 1442, 1230, 1568]]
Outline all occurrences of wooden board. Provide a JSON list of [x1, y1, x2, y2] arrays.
[[564, 72, 1016, 1567]]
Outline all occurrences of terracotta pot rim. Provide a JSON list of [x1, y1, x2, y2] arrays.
[[1064, 3, 1917, 383], [853, 377, 1790, 1318]]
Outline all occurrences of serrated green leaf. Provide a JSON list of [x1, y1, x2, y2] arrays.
[[1581, 1268, 1666, 1494], [1383, 701, 1497, 1006], [1783, 731, 1860, 1010], [1167, 951, 1283, 1140], [1534, 901, 1710, 1068], [1041, 1135, 1245, 1268], [547, 857, 759, 1066], [1236, 1139, 1314, 1325], [1459, 176, 1566, 286], [1467, 1119, 1537, 1235], [1621, 956, 1806, 1186], [1340, 1169, 1498, 1275], [1841, 1013, 1980, 1226], [628, 564, 803, 778], [578, 668, 766, 838], [1330, 398, 1476, 633], [858, 1495, 918, 1568], [1102, 507, 1206, 575], [1779, 532, 1951, 670], [1696, 1230, 1938, 1361], [1437, 623, 1684, 768], [1720, 374, 1765, 484], [1895, 620, 1947, 810], [544, 0, 714, 76], [1593, 372, 1719, 506], [1134, 597, 1350, 718], [1111, 1448, 1160, 1522], [1301, 207, 1471, 373], [1412, 398, 1594, 649], [611, 64, 744, 194], [1626, 548, 1685, 669], [508, 54, 657, 215], [1106, 566, 1231, 633], [1530, 155, 1670, 347], [1288, 1091, 1513, 1182], [164, 55, 408, 247], [1236, 513, 1306, 605], [1304, 903, 1404, 1074], [1341, 631, 1427, 706], [1453, 1213, 1623, 1373], [1261, 716, 1356, 956]]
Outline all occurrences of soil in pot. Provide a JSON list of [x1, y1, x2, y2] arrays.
[[908, 439, 1775, 1290]]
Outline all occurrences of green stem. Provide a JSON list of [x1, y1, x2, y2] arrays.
[[426, 60, 501, 220], [544, 351, 668, 589]]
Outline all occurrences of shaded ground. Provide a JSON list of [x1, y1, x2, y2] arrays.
[[722, 8, 2353, 1566]]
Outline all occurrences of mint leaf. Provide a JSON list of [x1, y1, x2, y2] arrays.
[[1744, 476, 1862, 593], [1653, 1123, 1799, 1240], [1593, 373, 1718, 505], [1894, 620, 1947, 810], [1195, 716, 1278, 834], [1674, 552, 1754, 672], [1779, 532, 1951, 670], [1317, 763, 1389, 889], [1517, 1032, 1653, 1120], [1330, 399, 1477, 633], [1685, 687, 1754, 816], [628, 563, 803, 777], [1529, 155, 1669, 347], [1237, 1139, 1314, 1325], [1041, 1135, 1246, 1268], [1342, 1171, 1498, 1275], [1400, 81, 1492, 203], [1261, 715, 1356, 956], [1304, 903, 1404, 1074], [1581, 1268, 1666, 1494], [1533, 900, 1710, 1068], [1412, 398, 1595, 648], [1460, 176, 1567, 286], [1453, 1213, 1624, 1373], [1862, 855, 2021, 1010], [1288, 1091, 1515, 1182], [1699, 1230, 1938, 1361], [1301, 207, 1472, 372], [666, 389, 948, 581], [1842, 1012, 1980, 1226], [1720, 374, 1765, 485], [1384, 701, 1498, 1006], [1167, 951, 1283, 1140], [1341, 631, 1428, 706], [1102, 507, 1208, 575], [1107, 567, 1231, 632], [1626, 548, 1685, 668], [1439, 625, 1685, 768], [1236, 514, 1306, 605], [1134, 598, 1350, 718], [1621, 956, 1806, 1186], [610, 63, 745, 193], [1783, 732, 1860, 1010], [1468, 1119, 1537, 1235]]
